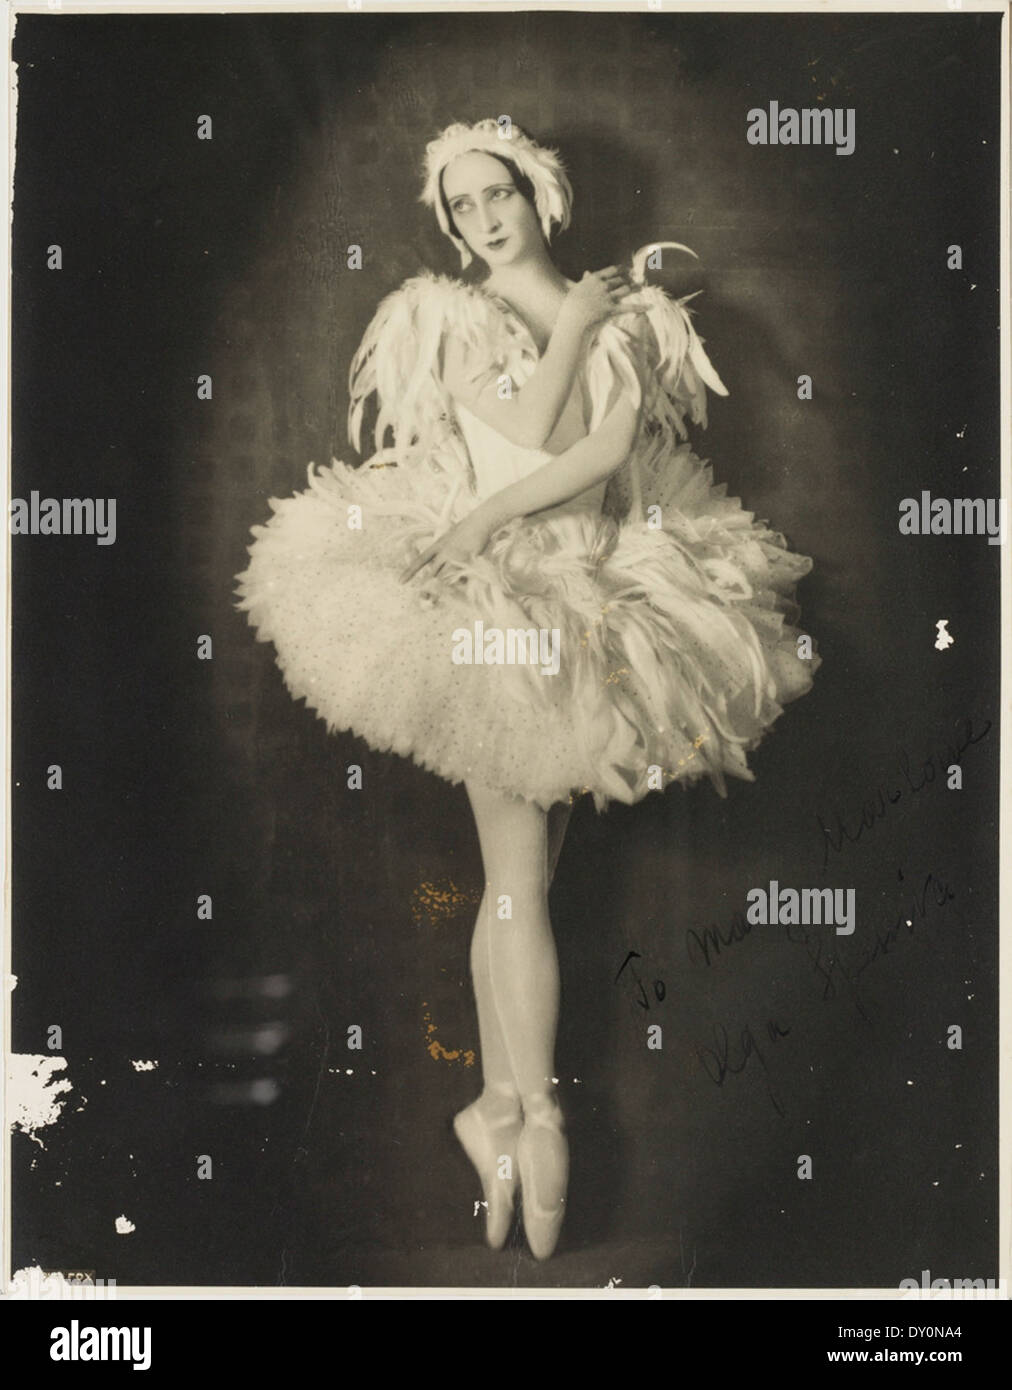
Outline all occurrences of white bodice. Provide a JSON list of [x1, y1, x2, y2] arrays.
[[454, 381, 608, 520]]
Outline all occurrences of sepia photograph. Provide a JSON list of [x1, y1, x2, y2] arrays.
[[3, 0, 1007, 1317]]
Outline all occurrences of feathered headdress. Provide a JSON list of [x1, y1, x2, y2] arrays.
[[419, 117, 573, 268]]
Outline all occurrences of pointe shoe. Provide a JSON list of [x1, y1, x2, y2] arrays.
[[453, 1088, 522, 1251], [517, 1093, 569, 1261]]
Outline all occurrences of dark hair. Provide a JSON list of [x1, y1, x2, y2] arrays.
[[438, 153, 539, 244]]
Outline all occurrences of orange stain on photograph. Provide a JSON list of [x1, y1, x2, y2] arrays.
[[666, 732, 709, 777], [410, 879, 480, 926], [421, 1002, 476, 1067], [578, 601, 613, 650]]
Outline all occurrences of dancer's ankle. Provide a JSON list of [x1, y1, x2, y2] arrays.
[[520, 1088, 563, 1123], [476, 1082, 522, 1123]]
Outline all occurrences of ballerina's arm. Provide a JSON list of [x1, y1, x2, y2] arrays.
[[400, 395, 641, 583], [481, 395, 641, 529], [442, 269, 645, 451]]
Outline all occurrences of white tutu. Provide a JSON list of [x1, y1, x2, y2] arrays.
[[235, 260, 820, 811]]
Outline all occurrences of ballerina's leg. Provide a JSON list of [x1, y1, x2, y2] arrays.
[[454, 781, 554, 1249], [465, 780, 569, 1259], [465, 781, 560, 1098], [469, 795, 572, 1095], [467, 792, 573, 1107], [468, 884, 523, 1112]]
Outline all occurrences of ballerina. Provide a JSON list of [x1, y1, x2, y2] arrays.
[[234, 117, 820, 1262]]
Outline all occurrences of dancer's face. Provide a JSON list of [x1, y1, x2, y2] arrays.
[[441, 151, 543, 267]]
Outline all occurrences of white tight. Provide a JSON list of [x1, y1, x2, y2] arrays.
[[465, 781, 572, 1107]]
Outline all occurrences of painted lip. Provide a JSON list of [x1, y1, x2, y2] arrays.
[[485, 236, 509, 250]]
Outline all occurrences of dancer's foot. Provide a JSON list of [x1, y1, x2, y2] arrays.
[[517, 1090, 568, 1261], [453, 1083, 523, 1251]]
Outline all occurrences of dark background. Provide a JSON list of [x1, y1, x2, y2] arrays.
[[10, 8, 1001, 1289]]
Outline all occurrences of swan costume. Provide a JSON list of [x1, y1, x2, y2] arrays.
[[235, 125, 820, 811]]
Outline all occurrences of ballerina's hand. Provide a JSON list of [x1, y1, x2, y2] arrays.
[[399, 509, 496, 585], [560, 267, 651, 335]]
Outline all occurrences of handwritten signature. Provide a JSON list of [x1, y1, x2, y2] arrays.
[[695, 1018, 791, 1117], [615, 950, 667, 1009], [690, 866, 958, 1115], [814, 715, 992, 872]]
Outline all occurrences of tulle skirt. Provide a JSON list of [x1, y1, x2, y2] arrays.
[[234, 444, 819, 811]]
